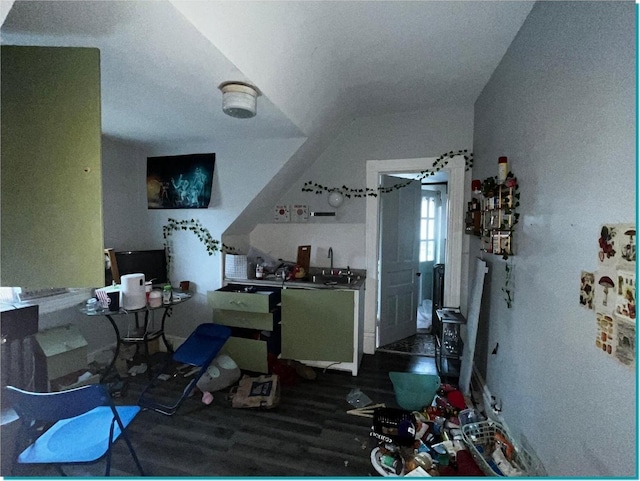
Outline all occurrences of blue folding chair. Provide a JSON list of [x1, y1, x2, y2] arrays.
[[4, 383, 144, 476], [138, 323, 231, 416]]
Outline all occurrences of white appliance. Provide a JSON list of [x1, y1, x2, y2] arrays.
[[121, 273, 146, 310]]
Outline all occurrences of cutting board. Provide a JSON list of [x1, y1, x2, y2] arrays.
[[296, 245, 311, 273]]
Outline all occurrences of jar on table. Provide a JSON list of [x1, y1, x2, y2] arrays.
[[162, 284, 172, 305], [149, 289, 162, 308]]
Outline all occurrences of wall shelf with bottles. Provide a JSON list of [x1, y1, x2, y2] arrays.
[[480, 184, 515, 257], [466, 157, 519, 258]]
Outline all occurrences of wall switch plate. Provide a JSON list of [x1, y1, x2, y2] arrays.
[[274, 205, 290, 222], [291, 204, 309, 222]]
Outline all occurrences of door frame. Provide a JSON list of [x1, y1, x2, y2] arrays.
[[364, 155, 466, 354]]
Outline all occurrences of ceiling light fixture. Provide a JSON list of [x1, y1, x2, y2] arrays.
[[218, 81, 261, 118]]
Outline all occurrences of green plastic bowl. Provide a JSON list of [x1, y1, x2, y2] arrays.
[[389, 372, 441, 411]]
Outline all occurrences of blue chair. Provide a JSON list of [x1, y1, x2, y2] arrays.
[[4, 383, 145, 476], [138, 323, 231, 416]]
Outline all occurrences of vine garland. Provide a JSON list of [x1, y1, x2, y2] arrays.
[[301, 150, 473, 198], [162, 218, 235, 278], [502, 259, 514, 308]]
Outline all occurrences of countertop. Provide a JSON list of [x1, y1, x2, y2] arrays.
[[225, 267, 366, 290]]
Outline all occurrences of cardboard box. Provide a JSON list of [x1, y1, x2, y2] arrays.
[[35, 324, 88, 386]]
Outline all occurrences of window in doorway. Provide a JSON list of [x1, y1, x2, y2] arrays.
[[420, 194, 438, 262]]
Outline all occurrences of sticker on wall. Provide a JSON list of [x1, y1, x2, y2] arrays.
[[614, 270, 635, 322], [594, 267, 616, 314], [291, 204, 309, 223], [598, 223, 635, 267], [580, 271, 595, 310], [592, 223, 636, 367], [614, 318, 635, 368], [595, 311, 614, 355], [274, 205, 290, 223]]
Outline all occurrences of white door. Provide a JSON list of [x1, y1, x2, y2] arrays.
[[378, 174, 422, 347]]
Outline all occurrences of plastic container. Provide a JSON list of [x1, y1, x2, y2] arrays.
[[162, 284, 172, 305], [458, 407, 485, 427], [148, 290, 162, 308], [370, 448, 406, 477], [388, 372, 440, 411]]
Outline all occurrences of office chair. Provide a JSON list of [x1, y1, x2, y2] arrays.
[[4, 384, 145, 476], [138, 323, 231, 416]]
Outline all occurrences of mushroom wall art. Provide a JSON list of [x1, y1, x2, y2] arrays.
[[589, 223, 636, 368]]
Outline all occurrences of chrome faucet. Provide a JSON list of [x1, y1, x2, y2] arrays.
[[328, 247, 334, 274]]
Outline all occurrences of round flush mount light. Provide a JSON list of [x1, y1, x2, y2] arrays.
[[328, 191, 344, 208], [218, 81, 261, 118]]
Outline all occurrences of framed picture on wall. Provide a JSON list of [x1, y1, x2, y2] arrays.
[[147, 153, 215, 209]]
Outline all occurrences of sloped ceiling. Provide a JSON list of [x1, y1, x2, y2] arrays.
[[1, 0, 534, 233]]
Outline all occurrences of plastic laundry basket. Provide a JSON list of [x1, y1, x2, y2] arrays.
[[461, 420, 545, 477], [389, 372, 440, 411]]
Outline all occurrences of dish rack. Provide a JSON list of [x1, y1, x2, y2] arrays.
[[224, 254, 249, 279], [461, 420, 543, 477]]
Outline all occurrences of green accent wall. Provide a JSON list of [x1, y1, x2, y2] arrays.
[[1, 46, 104, 288]]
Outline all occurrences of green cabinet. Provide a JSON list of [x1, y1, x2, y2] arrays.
[[281, 289, 355, 363], [1, 46, 104, 288], [207, 285, 280, 373]]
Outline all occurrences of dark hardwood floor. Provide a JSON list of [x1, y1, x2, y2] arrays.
[[5, 351, 439, 477]]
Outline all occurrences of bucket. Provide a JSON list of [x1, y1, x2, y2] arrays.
[[389, 372, 440, 411]]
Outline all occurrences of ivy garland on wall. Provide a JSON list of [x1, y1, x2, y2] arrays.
[[301, 150, 473, 197], [162, 218, 235, 277], [502, 259, 514, 308]]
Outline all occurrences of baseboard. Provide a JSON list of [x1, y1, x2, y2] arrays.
[[163, 335, 186, 352], [88, 334, 187, 364], [471, 365, 505, 424]]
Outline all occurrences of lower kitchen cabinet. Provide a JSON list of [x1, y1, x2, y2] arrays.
[[281, 288, 363, 376], [209, 283, 364, 376], [207, 285, 280, 374]]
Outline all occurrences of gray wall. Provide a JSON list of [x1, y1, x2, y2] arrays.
[[471, 2, 635, 476]]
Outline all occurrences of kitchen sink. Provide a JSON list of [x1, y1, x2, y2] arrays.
[[311, 274, 359, 285]]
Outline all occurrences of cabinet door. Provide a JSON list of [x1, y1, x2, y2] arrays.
[[281, 289, 354, 362], [1, 46, 103, 288]]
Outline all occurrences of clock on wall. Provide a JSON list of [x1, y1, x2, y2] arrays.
[[274, 205, 290, 222]]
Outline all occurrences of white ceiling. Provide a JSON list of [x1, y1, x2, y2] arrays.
[[1, 0, 535, 153]]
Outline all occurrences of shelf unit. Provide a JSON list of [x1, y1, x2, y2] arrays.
[[480, 184, 515, 256]]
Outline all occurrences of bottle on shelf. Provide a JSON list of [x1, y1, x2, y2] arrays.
[[498, 156, 508, 184], [255, 256, 264, 279]]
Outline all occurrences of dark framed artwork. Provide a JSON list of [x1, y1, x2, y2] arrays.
[[147, 153, 215, 209]]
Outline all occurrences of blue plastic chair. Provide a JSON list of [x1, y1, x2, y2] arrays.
[[4, 383, 145, 476], [138, 323, 231, 416]]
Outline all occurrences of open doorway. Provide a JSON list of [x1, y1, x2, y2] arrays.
[[363, 156, 465, 355], [417, 181, 448, 334]]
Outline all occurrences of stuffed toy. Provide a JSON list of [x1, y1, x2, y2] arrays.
[[197, 354, 241, 404]]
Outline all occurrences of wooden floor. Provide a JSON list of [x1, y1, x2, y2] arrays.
[[6, 352, 439, 477]]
